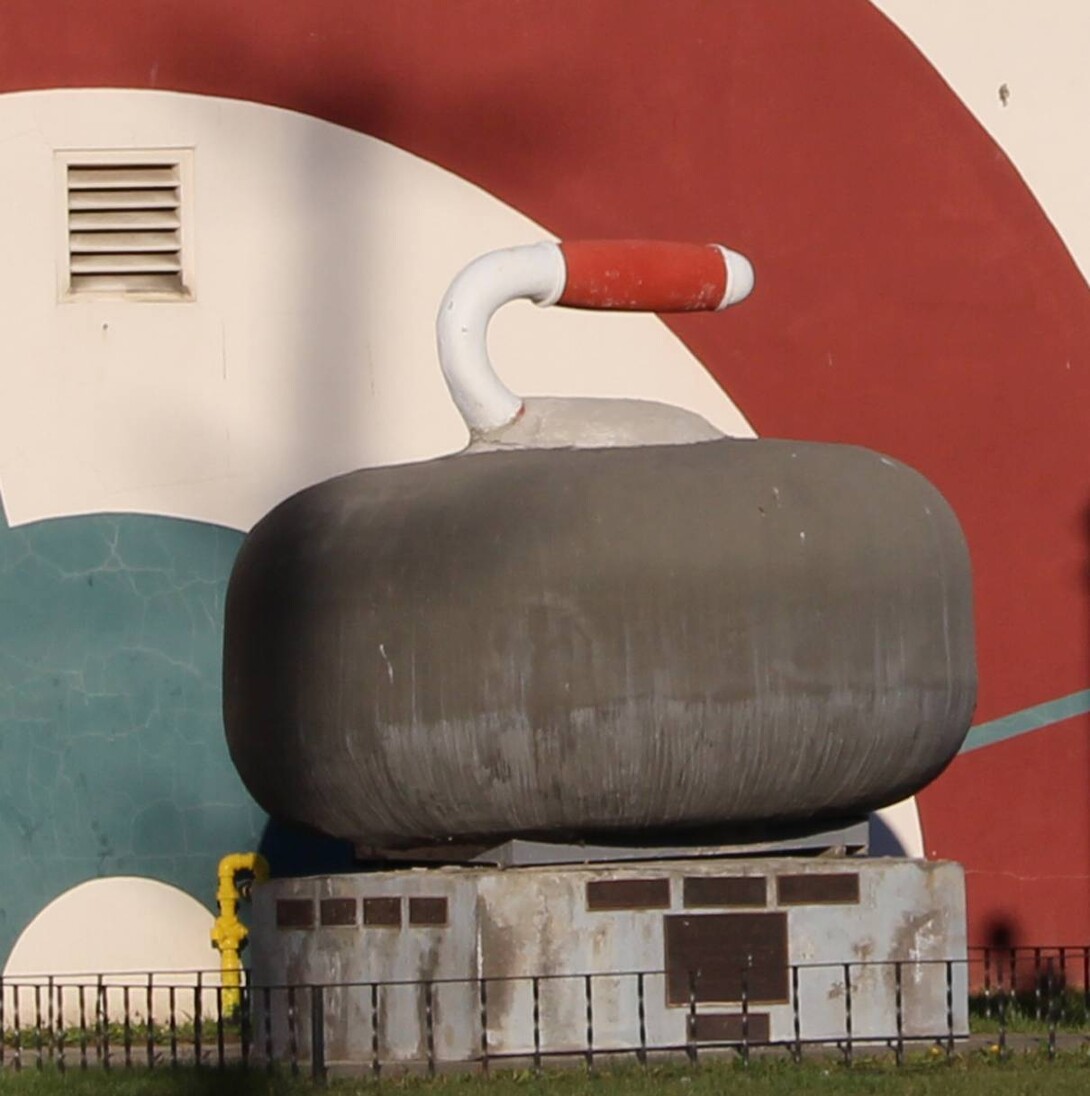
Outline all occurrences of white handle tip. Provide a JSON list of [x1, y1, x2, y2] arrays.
[[716, 247, 755, 309]]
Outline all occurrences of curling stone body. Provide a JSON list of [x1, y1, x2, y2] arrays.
[[223, 435, 976, 850]]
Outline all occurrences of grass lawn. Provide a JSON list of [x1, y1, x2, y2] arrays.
[[2, 1052, 1090, 1095]]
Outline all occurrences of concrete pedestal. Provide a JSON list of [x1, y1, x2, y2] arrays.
[[249, 857, 967, 1068]]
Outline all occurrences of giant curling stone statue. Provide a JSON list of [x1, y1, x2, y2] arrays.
[[224, 241, 976, 853]]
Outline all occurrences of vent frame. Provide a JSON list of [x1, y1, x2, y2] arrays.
[[56, 147, 195, 302]]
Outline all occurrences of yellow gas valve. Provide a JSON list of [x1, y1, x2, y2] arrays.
[[211, 852, 269, 1013]]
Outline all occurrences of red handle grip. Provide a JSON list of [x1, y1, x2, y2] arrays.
[[557, 240, 750, 312]]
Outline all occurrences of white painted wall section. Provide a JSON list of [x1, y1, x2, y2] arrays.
[[2, 877, 221, 1020], [0, 90, 752, 533]]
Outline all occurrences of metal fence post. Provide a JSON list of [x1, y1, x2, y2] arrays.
[[791, 964, 802, 1064], [479, 977, 489, 1073], [584, 974, 594, 1072], [13, 984, 22, 1073], [216, 984, 225, 1068], [122, 985, 132, 1068], [79, 984, 88, 1070], [686, 970, 698, 1067], [55, 978, 65, 1073], [194, 972, 204, 1069], [369, 983, 380, 1079], [263, 987, 274, 1075], [47, 975, 55, 1066], [311, 985, 326, 1084], [287, 985, 299, 1076], [168, 985, 178, 1068], [636, 972, 648, 1067], [998, 970, 1008, 1061], [945, 959, 954, 1061], [893, 961, 904, 1067], [240, 979, 252, 1070], [1047, 963, 1057, 1061], [842, 962, 853, 1068], [531, 976, 542, 1074], [740, 956, 751, 1068], [983, 947, 992, 1018], [1034, 948, 1043, 1021], [98, 975, 109, 1071], [424, 981, 436, 1077], [146, 973, 155, 1069], [34, 982, 43, 1071]]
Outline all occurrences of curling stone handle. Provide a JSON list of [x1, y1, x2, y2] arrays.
[[558, 240, 754, 312], [437, 240, 754, 436]]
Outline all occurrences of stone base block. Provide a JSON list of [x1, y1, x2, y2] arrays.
[[249, 856, 967, 1067]]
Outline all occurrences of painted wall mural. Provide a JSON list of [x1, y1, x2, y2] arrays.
[[0, 0, 1087, 968], [0, 509, 252, 961]]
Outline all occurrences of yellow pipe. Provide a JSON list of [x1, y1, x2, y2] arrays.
[[210, 852, 269, 1013]]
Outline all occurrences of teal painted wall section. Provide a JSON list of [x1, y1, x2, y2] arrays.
[[0, 506, 263, 964]]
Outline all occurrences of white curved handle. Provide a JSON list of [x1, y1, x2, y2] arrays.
[[436, 240, 754, 435]]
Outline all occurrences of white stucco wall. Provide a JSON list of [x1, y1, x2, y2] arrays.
[[2, 878, 220, 1022], [0, 89, 752, 533]]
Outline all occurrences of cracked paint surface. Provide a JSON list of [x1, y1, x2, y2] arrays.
[[0, 506, 263, 964]]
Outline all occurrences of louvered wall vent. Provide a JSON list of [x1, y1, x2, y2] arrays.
[[62, 153, 191, 298]]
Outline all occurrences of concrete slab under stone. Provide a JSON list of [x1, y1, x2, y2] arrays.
[[355, 818, 870, 867], [466, 818, 870, 866], [248, 857, 967, 1069]]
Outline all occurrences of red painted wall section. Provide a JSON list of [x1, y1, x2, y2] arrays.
[[2, 1, 1089, 943], [921, 716, 1090, 948]]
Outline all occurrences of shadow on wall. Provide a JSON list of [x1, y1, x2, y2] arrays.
[[984, 916, 1019, 953], [278, 20, 580, 476], [868, 812, 910, 857]]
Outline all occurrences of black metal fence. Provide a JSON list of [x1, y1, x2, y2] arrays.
[[0, 947, 1087, 1079], [976, 945, 1090, 1014]]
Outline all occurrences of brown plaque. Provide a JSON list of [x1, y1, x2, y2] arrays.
[[320, 898, 357, 926], [776, 873, 860, 906], [586, 878, 670, 911], [276, 899, 315, 929], [409, 897, 449, 926], [664, 912, 788, 1005], [684, 876, 766, 909], [691, 1013, 771, 1043], [362, 897, 402, 927]]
